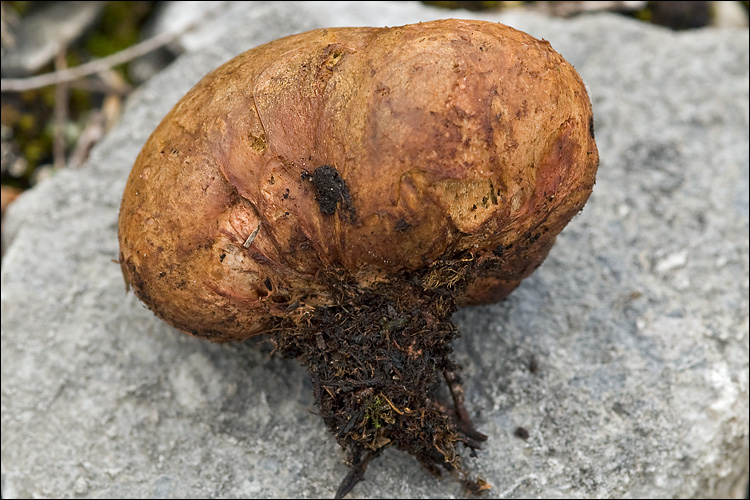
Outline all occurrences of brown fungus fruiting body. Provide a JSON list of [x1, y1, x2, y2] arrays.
[[118, 19, 598, 496]]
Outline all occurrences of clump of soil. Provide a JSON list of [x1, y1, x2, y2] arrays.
[[303, 165, 357, 223], [274, 254, 490, 498]]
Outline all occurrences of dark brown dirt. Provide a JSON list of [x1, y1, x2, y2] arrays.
[[273, 253, 489, 498], [303, 165, 357, 223]]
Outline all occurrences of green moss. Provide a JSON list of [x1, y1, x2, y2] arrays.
[[5, 1, 32, 15], [87, 1, 155, 58], [1, 1, 157, 189]]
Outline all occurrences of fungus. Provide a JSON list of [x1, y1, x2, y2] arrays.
[[118, 19, 599, 497]]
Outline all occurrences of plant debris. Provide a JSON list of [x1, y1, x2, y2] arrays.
[[274, 253, 488, 497], [303, 165, 357, 223]]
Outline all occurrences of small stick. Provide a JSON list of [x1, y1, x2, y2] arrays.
[[443, 367, 488, 443], [243, 222, 261, 248], [334, 447, 380, 499], [379, 392, 410, 415], [0, 3, 225, 92], [67, 110, 105, 168], [53, 47, 68, 169]]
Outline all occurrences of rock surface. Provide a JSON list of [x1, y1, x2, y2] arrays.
[[2, 1, 748, 498], [0, 1, 106, 78]]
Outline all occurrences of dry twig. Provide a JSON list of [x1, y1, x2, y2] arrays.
[[53, 47, 68, 169], [0, 3, 225, 92]]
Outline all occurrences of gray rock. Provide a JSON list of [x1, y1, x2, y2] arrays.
[[0, 1, 106, 78], [1, 1, 748, 498]]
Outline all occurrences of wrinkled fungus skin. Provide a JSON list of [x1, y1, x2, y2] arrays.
[[119, 19, 599, 342]]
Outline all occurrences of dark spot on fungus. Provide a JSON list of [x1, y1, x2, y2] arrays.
[[589, 116, 595, 139], [395, 218, 412, 232], [264, 278, 273, 291], [219, 253, 226, 262], [304, 165, 357, 222]]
